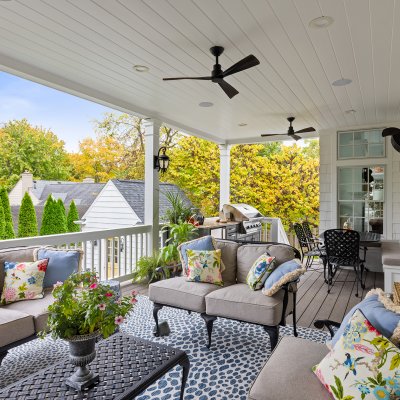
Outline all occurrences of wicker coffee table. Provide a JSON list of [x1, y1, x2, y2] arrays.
[[0, 333, 190, 399]]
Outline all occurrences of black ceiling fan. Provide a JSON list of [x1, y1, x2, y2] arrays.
[[382, 127, 400, 153], [261, 117, 316, 141], [163, 46, 260, 99]]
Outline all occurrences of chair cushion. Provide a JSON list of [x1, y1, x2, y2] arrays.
[[149, 277, 223, 313], [330, 288, 400, 348], [0, 308, 35, 347], [205, 283, 291, 326], [34, 247, 82, 288], [213, 239, 240, 284], [381, 241, 400, 266], [237, 244, 296, 284], [0, 246, 39, 298], [3, 289, 55, 332], [247, 336, 331, 400]]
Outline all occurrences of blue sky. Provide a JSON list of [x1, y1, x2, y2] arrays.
[[0, 71, 118, 152]]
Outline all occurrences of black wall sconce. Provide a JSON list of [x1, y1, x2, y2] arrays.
[[154, 146, 170, 173]]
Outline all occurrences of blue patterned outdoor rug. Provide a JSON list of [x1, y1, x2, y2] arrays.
[[0, 295, 329, 399]]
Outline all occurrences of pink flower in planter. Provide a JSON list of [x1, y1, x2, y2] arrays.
[[130, 297, 137, 304], [53, 281, 63, 289], [115, 299, 122, 305], [115, 316, 124, 325], [98, 303, 106, 311], [131, 290, 137, 296], [105, 292, 113, 298], [89, 283, 98, 290]]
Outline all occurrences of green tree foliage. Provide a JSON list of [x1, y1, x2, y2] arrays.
[[0, 186, 15, 239], [40, 196, 56, 235], [67, 200, 80, 232], [0, 119, 71, 190], [56, 198, 68, 233], [18, 193, 38, 237], [0, 202, 5, 239]]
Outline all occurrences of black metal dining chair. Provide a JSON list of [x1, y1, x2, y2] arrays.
[[323, 229, 365, 296], [293, 223, 325, 270], [302, 221, 324, 248]]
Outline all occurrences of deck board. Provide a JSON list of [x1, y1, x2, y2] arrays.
[[121, 268, 385, 329]]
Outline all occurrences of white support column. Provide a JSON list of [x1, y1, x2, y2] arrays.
[[219, 144, 232, 210], [144, 118, 162, 253]]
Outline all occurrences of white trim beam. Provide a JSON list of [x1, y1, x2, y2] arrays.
[[219, 144, 231, 209]]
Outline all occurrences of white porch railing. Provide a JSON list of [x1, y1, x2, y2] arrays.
[[261, 218, 290, 245], [0, 226, 153, 282]]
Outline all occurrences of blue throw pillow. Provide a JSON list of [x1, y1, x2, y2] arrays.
[[37, 248, 82, 288], [178, 236, 216, 274], [330, 289, 400, 348], [262, 259, 304, 296]]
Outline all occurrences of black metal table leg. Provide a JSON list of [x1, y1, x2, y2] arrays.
[[179, 356, 190, 400]]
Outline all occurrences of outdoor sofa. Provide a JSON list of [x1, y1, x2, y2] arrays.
[[149, 239, 301, 350], [0, 246, 83, 365]]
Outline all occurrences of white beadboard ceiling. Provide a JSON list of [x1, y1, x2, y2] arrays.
[[0, 0, 398, 143]]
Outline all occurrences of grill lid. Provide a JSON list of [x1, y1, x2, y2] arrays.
[[222, 203, 263, 221]]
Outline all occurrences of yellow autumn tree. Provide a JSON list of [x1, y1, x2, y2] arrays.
[[69, 135, 125, 182]]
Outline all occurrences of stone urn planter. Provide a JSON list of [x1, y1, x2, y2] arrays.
[[65, 331, 101, 391]]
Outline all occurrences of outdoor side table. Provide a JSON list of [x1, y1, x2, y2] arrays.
[[0, 333, 190, 400]]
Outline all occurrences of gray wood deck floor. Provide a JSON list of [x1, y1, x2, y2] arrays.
[[122, 264, 384, 329]]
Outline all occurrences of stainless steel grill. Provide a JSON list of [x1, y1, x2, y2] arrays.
[[221, 204, 264, 241]]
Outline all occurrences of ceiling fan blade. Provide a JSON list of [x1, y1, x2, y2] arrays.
[[222, 55, 260, 78], [261, 133, 287, 137], [163, 76, 212, 81], [217, 79, 239, 98], [382, 127, 400, 137], [295, 127, 316, 133], [292, 134, 302, 141]]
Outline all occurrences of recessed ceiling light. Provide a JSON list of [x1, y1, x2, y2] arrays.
[[309, 16, 334, 29], [133, 65, 149, 72], [199, 101, 213, 107], [332, 78, 352, 87], [345, 109, 357, 114], [238, 123, 247, 127]]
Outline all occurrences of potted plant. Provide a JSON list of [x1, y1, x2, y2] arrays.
[[40, 271, 137, 391], [133, 251, 167, 283], [163, 190, 193, 224], [160, 221, 198, 276]]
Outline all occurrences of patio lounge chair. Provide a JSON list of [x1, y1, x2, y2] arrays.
[[149, 239, 301, 350]]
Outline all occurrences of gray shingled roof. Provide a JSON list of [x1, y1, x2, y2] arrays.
[[111, 179, 193, 223], [31, 180, 74, 199], [38, 183, 105, 206]]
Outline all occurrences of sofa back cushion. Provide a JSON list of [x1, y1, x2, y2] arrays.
[[213, 239, 240, 284], [34, 247, 83, 288], [237, 244, 296, 283], [0, 246, 39, 297]]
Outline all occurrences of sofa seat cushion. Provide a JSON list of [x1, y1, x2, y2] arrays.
[[149, 277, 223, 313], [205, 283, 291, 326], [2, 289, 55, 332], [247, 336, 330, 400], [0, 308, 35, 347]]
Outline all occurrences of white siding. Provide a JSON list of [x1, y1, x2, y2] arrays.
[[8, 179, 23, 206], [319, 123, 400, 272], [82, 181, 141, 231]]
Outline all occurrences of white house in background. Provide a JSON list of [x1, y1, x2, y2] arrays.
[[81, 179, 192, 231]]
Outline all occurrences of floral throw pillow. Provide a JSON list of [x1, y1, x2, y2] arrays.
[[313, 309, 400, 400], [186, 249, 223, 286], [246, 254, 276, 290], [1, 259, 48, 304]]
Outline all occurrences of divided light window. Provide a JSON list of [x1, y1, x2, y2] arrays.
[[338, 166, 384, 233], [338, 129, 385, 159]]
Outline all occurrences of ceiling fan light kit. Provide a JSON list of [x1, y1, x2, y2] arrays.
[[261, 117, 316, 141], [163, 46, 260, 99]]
